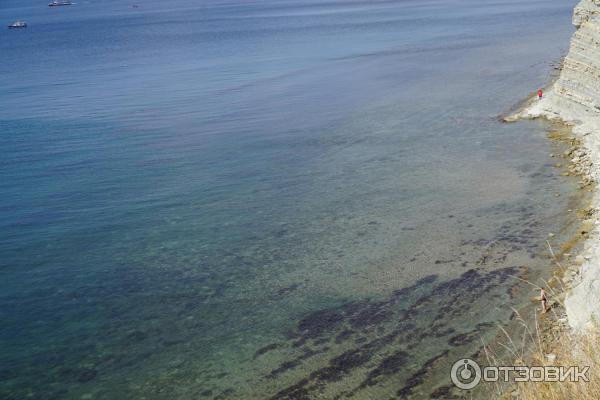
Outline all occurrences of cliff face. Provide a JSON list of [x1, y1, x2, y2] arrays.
[[525, 0, 600, 123], [550, 0, 600, 116], [522, 0, 600, 331], [573, 0, 600, 29]]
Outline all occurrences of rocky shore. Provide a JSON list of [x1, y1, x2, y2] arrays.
[[508, 0, 600, 332]]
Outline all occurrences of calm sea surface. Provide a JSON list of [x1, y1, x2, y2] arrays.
[[0, 0, 579, 399]]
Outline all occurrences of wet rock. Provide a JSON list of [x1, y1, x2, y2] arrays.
[[397, 350, 449, 398], [349, 302, 391, 329], [310, 348, 372, 382], [334, 329, 354, 344], [253, 343, 280, 359], [269, 379, 310, 400], [127, 330, 147, 342], [76, 368, 97, 383], [296, 309, 345, 339], [268, 360, 301, 378], [430, 385, 459, 399], [448, 330, 480, 347], [214, 388, 235, 400], [271, 284, 300, 300], [361, 350, 409, 387]]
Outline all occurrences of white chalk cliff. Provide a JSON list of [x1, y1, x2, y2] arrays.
[[516, 0, 600, 330]]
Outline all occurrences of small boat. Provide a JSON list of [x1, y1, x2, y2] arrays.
[[48, 0, 72, 6], [8, 21, 27, 28]]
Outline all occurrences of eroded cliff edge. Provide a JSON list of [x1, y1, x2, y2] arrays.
[[512, 0, 600, 330]]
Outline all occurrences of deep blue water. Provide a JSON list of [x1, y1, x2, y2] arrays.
[[0, 0, 580, 399]]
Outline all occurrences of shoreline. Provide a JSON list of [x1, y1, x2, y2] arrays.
[[504, 0, 600, 333], [482, 122, 595, 398], [501, 58, 565, 124], [506, 83, 600, 333]]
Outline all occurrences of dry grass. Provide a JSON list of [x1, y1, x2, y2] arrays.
[[485, 269, 600, 400], [504, 327, 600, 399], [481, 127, 599, 399]]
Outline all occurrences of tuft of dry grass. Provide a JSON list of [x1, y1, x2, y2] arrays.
[[486, 266, 600, 400], [506, 327, 600, 399]]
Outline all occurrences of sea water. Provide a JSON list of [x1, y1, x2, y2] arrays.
[[0, 0, 579, 399]]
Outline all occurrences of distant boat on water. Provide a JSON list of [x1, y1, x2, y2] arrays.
[[8, 21, 27, 28], [48, 0, 72, 6]]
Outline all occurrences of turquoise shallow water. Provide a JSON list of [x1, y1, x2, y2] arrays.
[[0, 0, 581, 399]]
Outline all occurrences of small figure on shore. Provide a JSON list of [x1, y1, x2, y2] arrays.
[[537, 89, 543, 100], [540, 287, 548, 313]]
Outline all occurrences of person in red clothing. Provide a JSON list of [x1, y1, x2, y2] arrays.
[[537, 89, 543, 100]]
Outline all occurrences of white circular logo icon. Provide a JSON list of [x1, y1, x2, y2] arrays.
[[450, 358, 481, 390]]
